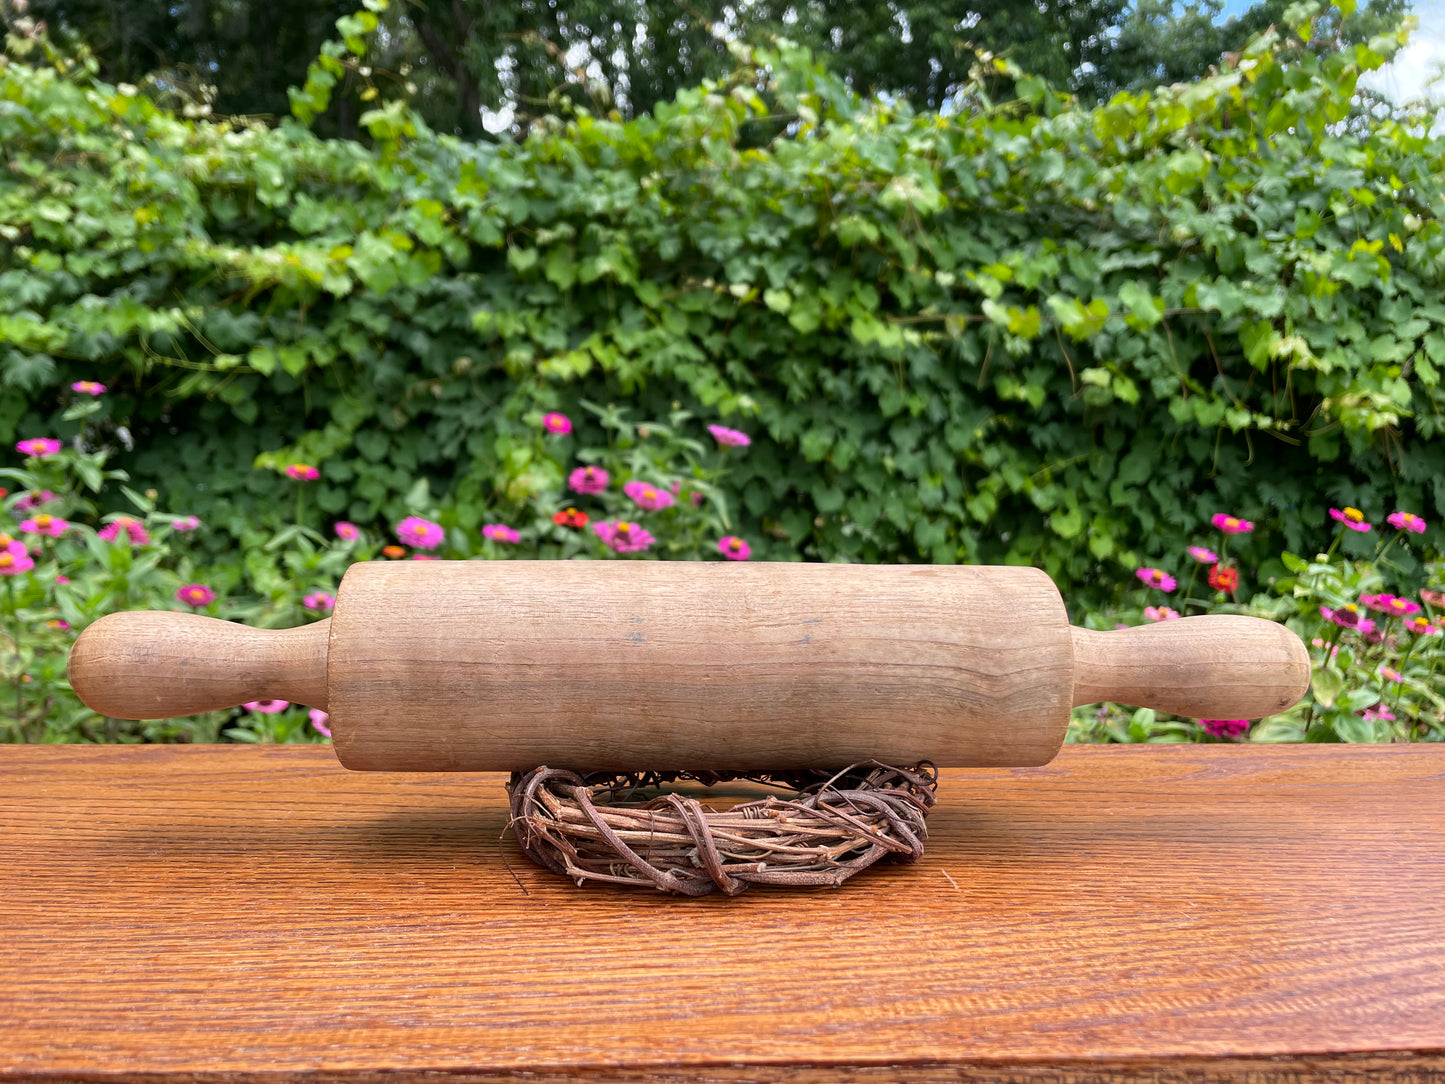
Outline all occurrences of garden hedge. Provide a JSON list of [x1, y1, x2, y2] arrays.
[[1, 1, 1441, 605]]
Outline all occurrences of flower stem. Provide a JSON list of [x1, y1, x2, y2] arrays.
[[1323, 525, 1345, 563]]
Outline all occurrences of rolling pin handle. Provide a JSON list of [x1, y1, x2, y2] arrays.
[[67, 612, 329, 720], [1070, 614, 1310, 720]]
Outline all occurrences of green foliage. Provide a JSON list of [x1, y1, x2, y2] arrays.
[[1, 8, 1442, 609]]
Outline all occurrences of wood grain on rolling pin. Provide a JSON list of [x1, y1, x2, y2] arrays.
[[329, 561, 1075, 772], [3, 744, 1445, 1083]]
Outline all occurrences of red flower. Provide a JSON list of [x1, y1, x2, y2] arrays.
[[552, 508, 589, 528], [1208, 564, 1239, 592]]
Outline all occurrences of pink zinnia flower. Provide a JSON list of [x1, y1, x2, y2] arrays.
[[175, 583, 216, 609], [542, 412, 572, 435], [1363, 706, 1396, 722], [1329, 507, 1371, 532], [482, 523, 520, 544], [412, 554, 439, 560], [55, 574, 69, 584], [98, 517, 151, 546], [1144, 605, 1180, 621], [1404, 616, 1441, 637], [20, 513, 68, 537], [1380, 666, 1403, 683], [1360, 593, 1421, 617], [171, 515, 201, 532], [334, 521, 359, 541], [46, 619, 70, 630], [243, 699, 290, 714], [303, 592, 336, 612], [1388, 511, 1426, 534], [71, 381, 106, 396], [624, 480, 676, 511], [1135, 567, 1177, 592], [16, 438, 61, 458], [1211, 514, 1253, 534], [1320, 605, 1375, 634], [0, 540, 34, 576], [309, 709, 332, 737], [1200, 718, 1250, 739], [1311, 637, 1340, 663], [593, 520, 654, 553], [15, 490, 56, 511], [396, 516, 445, 550], [708, 424, 751, 448], [1187, 546, 1218, 564], [569, 466, 610, 495], [718, 535, 751, 560], [285, 464, 320, 481]]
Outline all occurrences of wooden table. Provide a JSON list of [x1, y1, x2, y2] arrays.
[[3, 744, 1444, 1082]]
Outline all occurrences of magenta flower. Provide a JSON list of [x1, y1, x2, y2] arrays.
[[1360, 593, 1421, 617], [397, 516, 445, 550], [1380, 666, 1404, 683], [19, 513, 68, 537], [98, 517, 151, 546], [175, 583, 217, 609], [15, 490, 56, 511], [71, 380, 106, 396], [412, 554, 439, 560], [334, 521, 359, 541], [482, 523, 520, 544], [303, 592, 336, 612], [0, 538, 34, 576], [1363, 706, 1396, 722], [569, 465, 610, 495], [718, 535, 752, 560], [1320, 605, 1375, 634], [171, 515, 201, 532], [309, 709, 332, 738], [55, 574, 69, 585], [1211, 514, 1253, 534], [1404, 616, 1441, 637], [708, 424, 751, 448], [1144, 605, 1180, 621], [1329, 507, 1371, 532], [1387, 511, 1426, 534], [16, 438, 61, 458], [243, 699, 290, 714], [46, 619, 71, 630], [1187, 546, 1218, 564], [1200, 718, 1250, 740], [542, 412, 572, 435], [593, 520, 655, 553], [285, 464, 320, 481], [623, 480, 676, 511], [1135, 567, 1177, 592]]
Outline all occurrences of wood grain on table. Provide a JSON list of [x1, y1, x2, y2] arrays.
[[2, 744, 1444, 1083]]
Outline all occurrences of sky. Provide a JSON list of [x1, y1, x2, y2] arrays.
[[1360, 0, 1445, 102]]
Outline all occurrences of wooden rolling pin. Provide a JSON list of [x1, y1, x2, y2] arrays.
[[67, 562, 1309, 772]]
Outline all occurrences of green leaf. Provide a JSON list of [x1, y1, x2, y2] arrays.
[[1311, 666, 1344, 708]]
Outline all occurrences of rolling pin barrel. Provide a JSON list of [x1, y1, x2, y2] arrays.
[[66, 562, 1310, 772]]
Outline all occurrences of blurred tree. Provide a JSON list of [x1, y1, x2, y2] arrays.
[[12, 0, 1413, 139], [1081, 0, 1411, 99]]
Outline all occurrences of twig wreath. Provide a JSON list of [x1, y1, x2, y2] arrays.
[[507, 761, 937, 896]]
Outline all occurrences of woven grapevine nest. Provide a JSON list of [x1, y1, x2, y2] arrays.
[[507, 761, 937, 896]]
